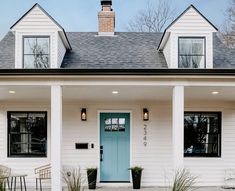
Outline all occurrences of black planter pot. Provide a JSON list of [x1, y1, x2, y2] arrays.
[[87, 169, 97, 189], [131, 170, 142, 189]]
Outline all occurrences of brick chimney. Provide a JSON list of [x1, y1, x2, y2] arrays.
[[98, 0, 115, 36]]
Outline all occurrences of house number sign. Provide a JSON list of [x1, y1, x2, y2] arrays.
[[143, 124, 147, 147]]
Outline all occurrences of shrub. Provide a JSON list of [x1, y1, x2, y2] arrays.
[[171, 169, 197, 191], [62, 168, 84, 191], [0, 167, 9, 191], [129, 166, 144, 174]]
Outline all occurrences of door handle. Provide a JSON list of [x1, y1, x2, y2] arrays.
[[100, 146, 103, 162]]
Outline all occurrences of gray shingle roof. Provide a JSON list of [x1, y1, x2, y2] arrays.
[[0, 32, 15, 69], [61, 32, 167, 69], [0, 31, 235, 69]]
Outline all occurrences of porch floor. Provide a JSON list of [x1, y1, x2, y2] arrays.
[[88, 187, 229, 191], [23, 187, 231, 191]]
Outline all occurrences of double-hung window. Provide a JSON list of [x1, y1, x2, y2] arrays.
[[23, 37, 50, 68], [184, 112, 221, 157], [179, 37, 205, 68], [8, 112, 47, 157]]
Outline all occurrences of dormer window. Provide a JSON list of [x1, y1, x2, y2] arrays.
[[23, 37, 50, 68], [178, 37, 205, 68]]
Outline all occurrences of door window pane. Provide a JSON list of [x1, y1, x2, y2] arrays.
[[105, 118, 111, 125], [112, 118, 118, 124], [105, 125, 112, 132], [104, 117, 126, 132], [112, 125, 119, 131], [119, 118, 125, 124]]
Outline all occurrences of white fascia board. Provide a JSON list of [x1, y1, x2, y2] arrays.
[[158, 32, 170, 51]]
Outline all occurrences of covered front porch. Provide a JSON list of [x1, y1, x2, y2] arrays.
[[0, 74, 235, 190]]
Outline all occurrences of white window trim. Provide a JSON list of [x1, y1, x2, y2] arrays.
[[22, 36, 51, 69], [178, 36, 206, 69]]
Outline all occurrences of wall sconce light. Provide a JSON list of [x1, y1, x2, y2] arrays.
[[81, 108, 87, 121], [143, 108, 149, 121]]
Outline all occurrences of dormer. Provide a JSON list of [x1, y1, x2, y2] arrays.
[[11, 4, 71, 69], [158, 5, 218, 69]]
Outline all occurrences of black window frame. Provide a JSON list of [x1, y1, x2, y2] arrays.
[[23, 36, 50, 69], [7, 111, 48, 158], [178, 37, 206, 69], [184, 111, 222, 158]]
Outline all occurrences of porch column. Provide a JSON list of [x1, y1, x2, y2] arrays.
[[172, 85, 184, 169], [51, 85, 62, 191]]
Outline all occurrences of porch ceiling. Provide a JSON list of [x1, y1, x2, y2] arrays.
[[62, 86, 172, 102], [185, 87, 235, 102], [0, 86, 50, 103], [0, 86, 235, 103]]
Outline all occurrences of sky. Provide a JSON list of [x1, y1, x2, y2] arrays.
[[0, 0, 230, 40]]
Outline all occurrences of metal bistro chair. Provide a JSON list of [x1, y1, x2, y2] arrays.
[[35, 164, 51, 191], [0, 165, 11, 190]]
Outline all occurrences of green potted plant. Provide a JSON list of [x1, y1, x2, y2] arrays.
[[87, 168, 97, 189], [129, 166, 144, 189]]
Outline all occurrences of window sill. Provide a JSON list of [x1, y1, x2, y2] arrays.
[[184, 156, 223, 160]]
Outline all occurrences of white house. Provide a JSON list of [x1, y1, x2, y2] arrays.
[[0, 1, 235, 190]]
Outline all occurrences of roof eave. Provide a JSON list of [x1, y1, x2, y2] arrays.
[[0, 69, 235, 76]]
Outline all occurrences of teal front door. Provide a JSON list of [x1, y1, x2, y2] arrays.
[[100, 113, 130, 182]]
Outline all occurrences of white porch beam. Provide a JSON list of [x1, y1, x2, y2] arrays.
[[51, 85, 63, 191], [172, 85, 184, 169]]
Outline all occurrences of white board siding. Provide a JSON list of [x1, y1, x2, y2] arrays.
[[184, 104, 235, 186], [0, 101, 235, 188], [62, 103, 173, 186], [14, 31, 58, 68], [0, 104, 51, 188], [168, 32, 213, 69], [163, 35, 171, 68], [162, 7, 216, 68], [12, 6, 64, 69], [62, 101, 235, 187], [57, 34, 66, 67], [12, 6, 60, 31], [168, 8, 216, 32]]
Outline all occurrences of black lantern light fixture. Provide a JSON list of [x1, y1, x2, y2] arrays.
[[143, 108, 149, 121], [81, 108, 87, 121]]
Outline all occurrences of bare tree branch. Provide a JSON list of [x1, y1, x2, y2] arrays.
[[220, 0, 235, 48], [126, 0, 175, 32]]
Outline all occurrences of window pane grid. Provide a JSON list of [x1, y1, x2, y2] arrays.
[[179, 54, 205, 56], [184, 112, 221, 157], [105, 118, 126, 132], [23, 37, 50, 69], [178, 37, 205, 68], [8, 112, 47, 157]]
